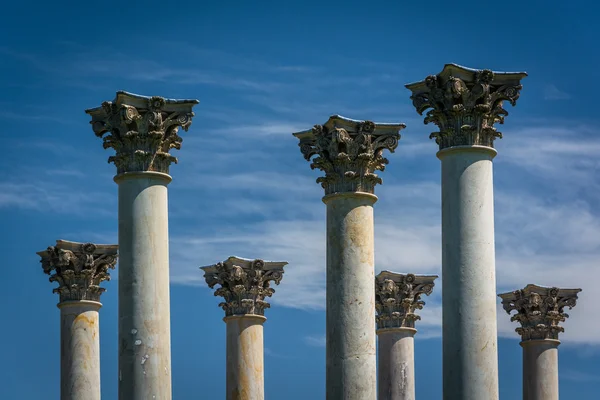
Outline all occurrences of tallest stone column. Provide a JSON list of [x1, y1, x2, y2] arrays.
[[86, 91, 198, 400], [406, 64, 527, 400], [294, 115, 405, 400]]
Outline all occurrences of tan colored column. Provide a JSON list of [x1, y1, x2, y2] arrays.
[[375, 272, 437, 400], [38, 240, 118, 400], [202, 256, 288, 400], [499, 284, 582, 400], [86, 91, 198, 400], [406, 64, 527, 400], [294, 116, 405, 400]]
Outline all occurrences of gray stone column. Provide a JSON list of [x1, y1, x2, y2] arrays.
[[294, 116, 405, 400], [406, 64, 527, 400], [37, 240, 118, 400], [499, 284, 582, 400], [86, 91, 198, 400], [375, 272, 438, 400], [201, 256, 288, 400]]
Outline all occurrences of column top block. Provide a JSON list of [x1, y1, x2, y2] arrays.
[[200, 255, 288, 273], [293, 114, 405, 141], [38, 240, 118, 303], [376, 270, 439, 284], [405, 63, 527, 92], [499, 283, 582, 341], [84, 90, 199, 117]]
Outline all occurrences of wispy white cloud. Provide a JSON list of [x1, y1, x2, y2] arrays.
[[304, 335, 326, 347], [543, 84, 571, 100]]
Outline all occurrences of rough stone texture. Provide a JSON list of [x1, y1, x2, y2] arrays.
[[201, 256, 287, 317], [324, 192, 378, 400], [377, 329, 416, 400], [438, 146, 500, 400], [202, 256, 287, 400], [293, 115, 404, 195], [375, 272, 437, 400], [59, 301, 102, 400], [37, 240, 117, 400], [499, 284, 581, 400], [375, 271, 437, 330], [225, 315, 266, 400], [116, 173, 173, 400], [38, 240, 118, 303], [498, 284, 581, 341], [405, 64, 527, 150], [85, 91, 199, 174]]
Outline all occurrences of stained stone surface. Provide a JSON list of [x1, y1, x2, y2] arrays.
[[85, 91, 199, 174], [406, 64, 527, 150], [293, 115, 404, 195]]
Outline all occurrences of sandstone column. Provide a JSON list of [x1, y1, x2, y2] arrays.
[[38, 240, 118, 400], [499, 284, 581, 400], [406, 64, 527, 400], [201, 256, 287, 400], [375, 272, 438, 400], [294, 115, 405, 400], [86, 91, 198, 400]]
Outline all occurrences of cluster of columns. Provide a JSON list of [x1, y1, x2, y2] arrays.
[[35, 65, 585, 400]]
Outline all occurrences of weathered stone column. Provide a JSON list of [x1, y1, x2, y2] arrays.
[[201, 256, 287, 400], [294, 115, 404, 400], [37, 240, 118, 400], [375, 272, 438, 400], [406, 65, 527, 400], [499, 284, 581, 400], [86, 91, 198, 400]]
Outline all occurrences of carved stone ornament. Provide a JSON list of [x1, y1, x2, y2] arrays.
[[293, 115, 405, 195], [375, 271, 438, 330], [405, 64, 527, 150], [37, 240, 118, 303], [498, 284, 582, 341], [201, 256, 288, 317], [85, 91, 199, 174]]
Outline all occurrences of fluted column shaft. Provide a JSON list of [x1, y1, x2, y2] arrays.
[[117, 172, 172, 400], [439, 146, 499, 399], [225, 315, 266, 400], [522, 340, 560, 400], [377, 328, 416, 400], [59, 301, 102, 400], [325, 192, 377, 400]]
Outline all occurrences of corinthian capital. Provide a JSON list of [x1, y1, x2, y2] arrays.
[[85, 91, 199, 174], [375, 271, 438, 330], [406, 64, 527, 150], [201, 256, 288, 317], [498, 284, 582, 341], [293, 115, 405, 195], [37, 240, 118, 303]]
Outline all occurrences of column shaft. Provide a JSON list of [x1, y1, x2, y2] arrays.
[[225, 316, 266, 400], [439, 147, 499, 399], [59, 301, 102, 400], [117, 173, 172, 400], [324, 192, 377, 400], [522, 340, 560, 400], [377, 328, 416, 400]]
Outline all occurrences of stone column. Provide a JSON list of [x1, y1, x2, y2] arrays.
[[37, 240, 118, 400], [86, 91, 198, 400], [375, 272, 438, 400], [499, 284, 581, 400], [406, 64, 527, 400], [294, 115, 405, 400], [201, 256, 287, 400]]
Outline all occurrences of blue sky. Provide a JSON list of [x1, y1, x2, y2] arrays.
[[1, 0, 599, 398]]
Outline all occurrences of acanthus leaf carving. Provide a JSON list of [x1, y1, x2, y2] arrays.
[[86, 91, 198, 174], [499, 284, 581, 341], [406, 64, 526, 150], [201, 257, 287, 317], [38, 240, 118, 303], [294, 116, 404, 195], [375, 272, 438, 330]]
